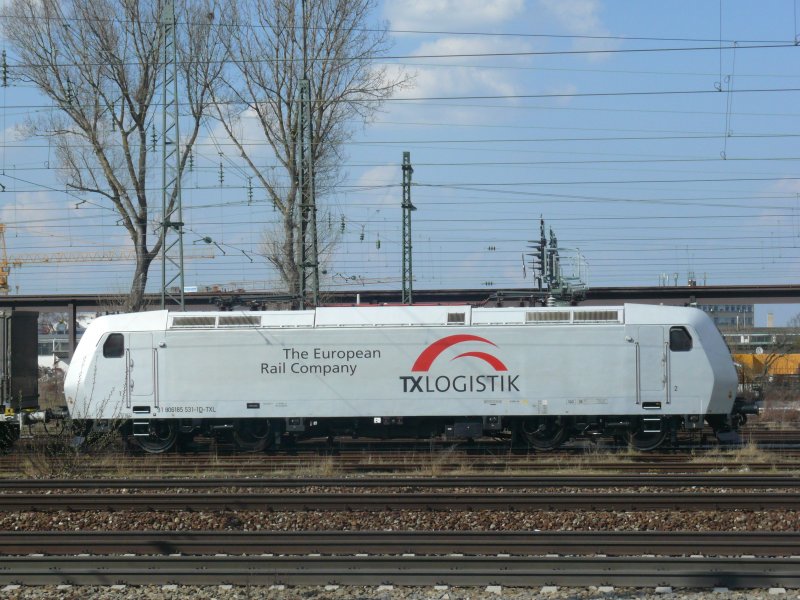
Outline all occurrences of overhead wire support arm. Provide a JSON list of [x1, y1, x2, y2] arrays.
[[160, 0, 185, 310]]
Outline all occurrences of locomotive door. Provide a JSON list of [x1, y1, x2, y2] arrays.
[[127, 332, 156, 409], [635, 326, 667, 403]]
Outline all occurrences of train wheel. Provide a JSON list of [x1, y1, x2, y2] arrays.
[[135, 420, 177, 454], [627, 422, 668, 451], [520, 417, 568, 451], [233, 419, 272, 453]]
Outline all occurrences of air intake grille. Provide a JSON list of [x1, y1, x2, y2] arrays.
[[526, 311, 571, 323], [218, 315, 261, 327], [447, 312, 466, 324], [573, 310, 621, 322], [171, 316, 216, 328]]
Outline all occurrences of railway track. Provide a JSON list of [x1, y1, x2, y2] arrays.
[[5, 456, 800, 476], [8, 437, 800, 475], [3, 427, 799, 479], [0, 530, 797, 556], [2, 491, 798, 511], [1, 473, 797, 588], [0, 554, 798, 587], [2, 474, 800, 511], [1, 474, 799, 489]]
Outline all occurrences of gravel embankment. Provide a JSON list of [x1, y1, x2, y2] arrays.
[[2, 508, 798, 531]]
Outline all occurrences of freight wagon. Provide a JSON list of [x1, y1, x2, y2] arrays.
[[0, 310, 55, 447]]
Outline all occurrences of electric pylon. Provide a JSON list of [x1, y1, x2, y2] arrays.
[[401, 151, 415, 304], [297, 78, 319, 309], [160, 0, 185, 310]]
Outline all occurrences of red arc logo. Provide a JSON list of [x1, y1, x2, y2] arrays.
[[411, 334, 508, 372]]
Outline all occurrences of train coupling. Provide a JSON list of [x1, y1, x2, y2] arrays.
[[19, 406, 69, 426], [718, 397, 763, 433], [734, 399, 763, 417]]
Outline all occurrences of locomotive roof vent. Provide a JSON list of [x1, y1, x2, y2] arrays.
[[218, 315, 261, 327], [526, 310, 571, 323], [447, 312, 466, 325], [573, 310, 622, 323], [170, 315, 216, 328], [524, 309, 622, 324]]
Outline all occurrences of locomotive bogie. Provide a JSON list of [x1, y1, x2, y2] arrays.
[[63, 303, 742, 452]]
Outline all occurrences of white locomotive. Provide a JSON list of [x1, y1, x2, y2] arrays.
[[63, 303, 746, 453]]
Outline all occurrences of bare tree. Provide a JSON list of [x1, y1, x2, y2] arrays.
[[759, 314, 800, 382], [4, 0, 225, 311], [259, 208, 341, 290], [215, 0, 407, 308]]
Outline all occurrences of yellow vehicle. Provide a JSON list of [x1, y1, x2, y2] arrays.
[[733, 353, 800, 385]]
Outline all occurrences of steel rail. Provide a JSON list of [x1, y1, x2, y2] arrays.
[[8, 452, 795, 463], [15, 434, 799, 452], [6, 450, 800, 464], [3, 460, 800, 476], [0, 530, 798, 556], [13, 429, 798, 454], [0, 555, 799, 586], [1, 474, 800, 490], [2, 492, 799, 511]]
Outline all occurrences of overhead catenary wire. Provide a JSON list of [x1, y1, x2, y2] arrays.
[[2, 7, 800, 295]]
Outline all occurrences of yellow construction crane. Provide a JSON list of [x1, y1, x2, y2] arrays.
[[0, 226, 214, 294]]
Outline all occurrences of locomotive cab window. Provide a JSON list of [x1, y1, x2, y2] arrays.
[[669, 327, 692, 352], [102, 333, 124, 358]]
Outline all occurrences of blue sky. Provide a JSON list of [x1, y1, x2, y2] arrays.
[[1, 0, 799, 324]]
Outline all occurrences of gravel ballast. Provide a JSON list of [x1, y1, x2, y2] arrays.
[[0, 584, 799, 600], [1, 508, 798, 532]]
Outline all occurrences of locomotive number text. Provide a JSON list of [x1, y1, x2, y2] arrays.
[[163, 406, 216, 414]]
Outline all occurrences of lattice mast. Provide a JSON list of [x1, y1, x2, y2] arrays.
[[0, 224, 8, 295], [401, 151, 415, 304], [297, 0, 320, 309], [160, 0, 185, 310], [297, 79, 319, 309]]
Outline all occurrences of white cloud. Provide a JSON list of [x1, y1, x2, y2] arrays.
[[198, 105, 268, 164], [356, 164, 397, 188], [537, 0, 620, 60], [412, 36, 529, 67], [396, 36, 529, 100], [538, 0, 605, 35], [354, 164, 398, 207], [769, 178, 800, 194], [0, 191, 71, 245], [385, 0, 525, 31], [377, 36, 534, 128]]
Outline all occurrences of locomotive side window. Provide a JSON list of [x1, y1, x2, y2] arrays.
[[669, 327, 692, 352], [102, 333, 124, 358]]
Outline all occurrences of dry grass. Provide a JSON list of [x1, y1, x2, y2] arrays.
[[12, 421, 125, 479], [38, 370, 66, 411], [694, 439, 784, 471], [749, 386, 800, 429]]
